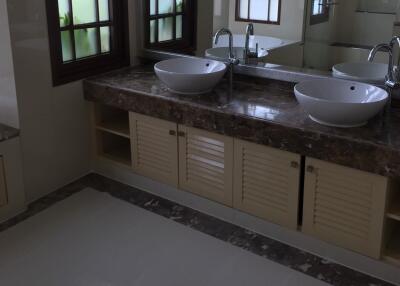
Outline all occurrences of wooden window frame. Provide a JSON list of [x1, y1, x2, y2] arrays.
[[310, 0, 330, 25], [235, 0, 281, 25], [46, 0, 130, 86], [144, 0, 197, 54]]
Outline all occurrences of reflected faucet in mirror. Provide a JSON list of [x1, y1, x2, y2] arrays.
[[368, 36, 400, 89], [244, 23, 258, 64]]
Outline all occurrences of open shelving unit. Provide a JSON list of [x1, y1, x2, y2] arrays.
[[383, 183, 400, 266], [93, 104, 132, 167], [387, 191, 400, 221], [384, 224, 400, 266]]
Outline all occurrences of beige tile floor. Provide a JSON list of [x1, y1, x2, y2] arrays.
[[0, 189, 331, 286]]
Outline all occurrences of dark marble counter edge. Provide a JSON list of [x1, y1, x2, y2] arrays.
[[84, 77, 400, 178]]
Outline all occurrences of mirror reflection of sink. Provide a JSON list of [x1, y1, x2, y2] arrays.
[[294, 79, 388, 128], [332, 62, 388, 83], [154, 58, 227, 95], [205, 47, 269, 61]]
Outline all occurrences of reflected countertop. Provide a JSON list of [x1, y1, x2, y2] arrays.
[[84, 65, 400, 178]]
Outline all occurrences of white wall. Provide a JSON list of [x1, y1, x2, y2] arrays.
[[196, 0, 214, 56], [213, 0, 229, 33], [6, 0, 91, 202], [335, 0, 395, 47], [228, 0, 306, 41], [0, 0, 19, 128]]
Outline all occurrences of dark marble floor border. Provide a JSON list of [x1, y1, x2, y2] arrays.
[[0, 173, 396, 286]]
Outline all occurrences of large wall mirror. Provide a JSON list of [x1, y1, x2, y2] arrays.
[[143, 0, 399, 75]]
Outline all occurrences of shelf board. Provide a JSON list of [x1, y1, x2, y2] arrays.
[[384, 228, 400, 267], [99, 149, 132, 167], [96, 116, 130, 139]]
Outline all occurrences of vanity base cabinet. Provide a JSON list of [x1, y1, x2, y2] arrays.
[[0, 157, 8, 207], [130, 112, 179, 187], [178, 126, 233, 206], [233, 140, 301, 230], [302, 158, 388, 259]]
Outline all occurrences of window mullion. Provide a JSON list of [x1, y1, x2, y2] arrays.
[[267, 0, 271, 22], [173, 0, 176, 40], [68, 0, 76, 61], [95, 0, 101, 54], [155, 0, 159, 43], [248, 0, 251, 20]]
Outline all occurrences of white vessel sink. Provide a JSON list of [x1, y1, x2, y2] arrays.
[[294, 79, 388, 128], [205, 47, 269, 61], [154, 58, 227, 95], [332, 62, 388, 83]]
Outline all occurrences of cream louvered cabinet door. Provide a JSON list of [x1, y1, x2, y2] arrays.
[[302, 158, 388, 259], [178, 126, 234, 206], [233, 140, 301, 230], [0, 157, 8, 207], [130, 112, 179, 187]]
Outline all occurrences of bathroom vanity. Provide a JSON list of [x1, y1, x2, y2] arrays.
[[84, 65, 400, 267]]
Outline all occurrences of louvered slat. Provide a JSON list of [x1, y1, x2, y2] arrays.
[[130, 112, 179, 187], [179, 126, 233, 206], [233, 139, 301, 230], [303, 158, 388, 259]]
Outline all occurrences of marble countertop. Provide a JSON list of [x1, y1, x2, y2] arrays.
[[84, 65, 400, 178], [0, 123, 19, 143]]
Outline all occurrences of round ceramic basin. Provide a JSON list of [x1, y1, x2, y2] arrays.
[[294, 79, 388, 128], [154, 58, 227, 95], [205, 47, 269, 61], [332, 62, 388, 83]]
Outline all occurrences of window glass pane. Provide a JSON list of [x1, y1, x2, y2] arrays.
[[150, 20, 156, 43], [269, 0, 279, 21], [239, 0, 249, 19], [249, 0, 269, 21], [159, 0, 174, 14], [100, 26, 111, 53], [176, 0, 183, 12], [99, 0, 110, 21], [158, 17, 173, 41], [312, 0, 320, 15], [176, 15, 182, 39], [150, 0, 156, 15], [72, 0, 97, 24], [58, 0, 71, 27], [74, 28, 98, 58], [61, 31, 73, 62]]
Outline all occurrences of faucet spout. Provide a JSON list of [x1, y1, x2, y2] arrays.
[[214, 28, 239, 65], [368, 37, 400, 89], [387, 36, 400, 88], [368, 43, 391, 62], [213, 28, 239, 100]]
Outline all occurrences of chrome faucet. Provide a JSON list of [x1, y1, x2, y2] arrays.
[[214, 28, 239, 65], [368, 37, 400, 89], [214, 28, 239, 97], [244, 23, 258, 64]]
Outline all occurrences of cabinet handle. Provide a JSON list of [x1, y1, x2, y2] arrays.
[[290, 161, 299, 169], [169, 130, 176, 136], [306, 166, 315, 173], [178, 131, 185, 137]]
